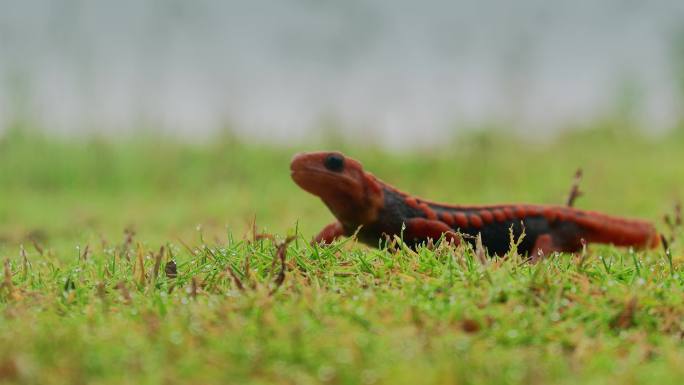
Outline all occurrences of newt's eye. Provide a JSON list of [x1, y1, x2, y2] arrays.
[[323, 153, 344, 172]]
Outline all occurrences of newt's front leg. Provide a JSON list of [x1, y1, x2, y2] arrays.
[[405, 218, 461, 245], [528, 232, 582, 262], [529, 233, 555, 262], [314, 221, 346, 244]]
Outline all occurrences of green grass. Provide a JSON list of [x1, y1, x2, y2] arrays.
[[1, 127, 684, 384]]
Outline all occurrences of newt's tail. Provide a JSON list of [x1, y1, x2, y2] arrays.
[[573, 210, 660, 249]]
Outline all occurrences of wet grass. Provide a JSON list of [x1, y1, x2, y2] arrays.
[[1, 127, 684, 384]]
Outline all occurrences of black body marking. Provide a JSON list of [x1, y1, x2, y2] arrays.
[[353, 188, 583, 255], [354, 187, 425, 247]]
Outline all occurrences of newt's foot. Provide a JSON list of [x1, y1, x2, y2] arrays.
[[314, 221, 345, 245], [529, 233, 555, 262]]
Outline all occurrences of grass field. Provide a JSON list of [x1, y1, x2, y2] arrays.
[[1, 126, 684, 384]]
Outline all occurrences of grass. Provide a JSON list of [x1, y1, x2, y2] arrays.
[[1, 126, 684, 384]]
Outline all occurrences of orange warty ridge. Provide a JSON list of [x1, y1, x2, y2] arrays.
[[543, 207, 557, 222], [469, 214, 484, 228], [405, 197, 419, 209], [479, 210, 494, 224], [492, 209, 506, 222], [440, 212, 455, 225], [453, 212, 469, 228], [514, 206, 527, 218], [419, 203, 437, 220]]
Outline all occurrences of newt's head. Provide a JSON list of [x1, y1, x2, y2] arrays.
[[290, 151, 384, 226]]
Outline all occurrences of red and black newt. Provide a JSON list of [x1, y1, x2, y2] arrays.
[[290, 151, 660, 257]]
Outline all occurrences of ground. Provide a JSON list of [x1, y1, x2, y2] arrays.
[[1, 126, 684, 384]]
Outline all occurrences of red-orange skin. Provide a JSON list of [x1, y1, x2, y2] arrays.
[[291, 151, 661, 257]]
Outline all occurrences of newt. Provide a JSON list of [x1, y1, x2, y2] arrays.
[[291, 151, 661, 258]]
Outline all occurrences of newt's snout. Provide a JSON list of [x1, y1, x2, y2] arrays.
[[289, 152, 308, 173], [289, 152, 319, 191]]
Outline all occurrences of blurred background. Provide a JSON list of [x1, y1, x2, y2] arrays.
[[2, 1, 684, 249], [3, 4, 684, 383], [2, 0, 684, 147]]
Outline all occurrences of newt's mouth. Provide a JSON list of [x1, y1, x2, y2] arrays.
[[290, 167, 325, 182], [290, 168, 341, 185], [290, 167, 359, 198]]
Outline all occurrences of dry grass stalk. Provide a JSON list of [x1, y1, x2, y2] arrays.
[[566, 168, 584, 207]]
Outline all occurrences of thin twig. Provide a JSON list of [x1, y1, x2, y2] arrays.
[[151, 246, 164, 283], [121, 227, 135, 261], [30, 238, 44, 256], [226, 265, 245, 292], [610, 296, 637, 330], [474, 234, 487, 265], [175, 237, 198, 256], [269, 236, 296, 296], [20, 245, 30, 280], [2, 259, 14, 296], [136, 244, 146, 286], [664, 201, 682, 244], [80, 244, 90, 262], [116, 281, 132, 305], [251, 215, 258, 243], [190, 276, 199, 299], [566, 168, 584, 207]]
